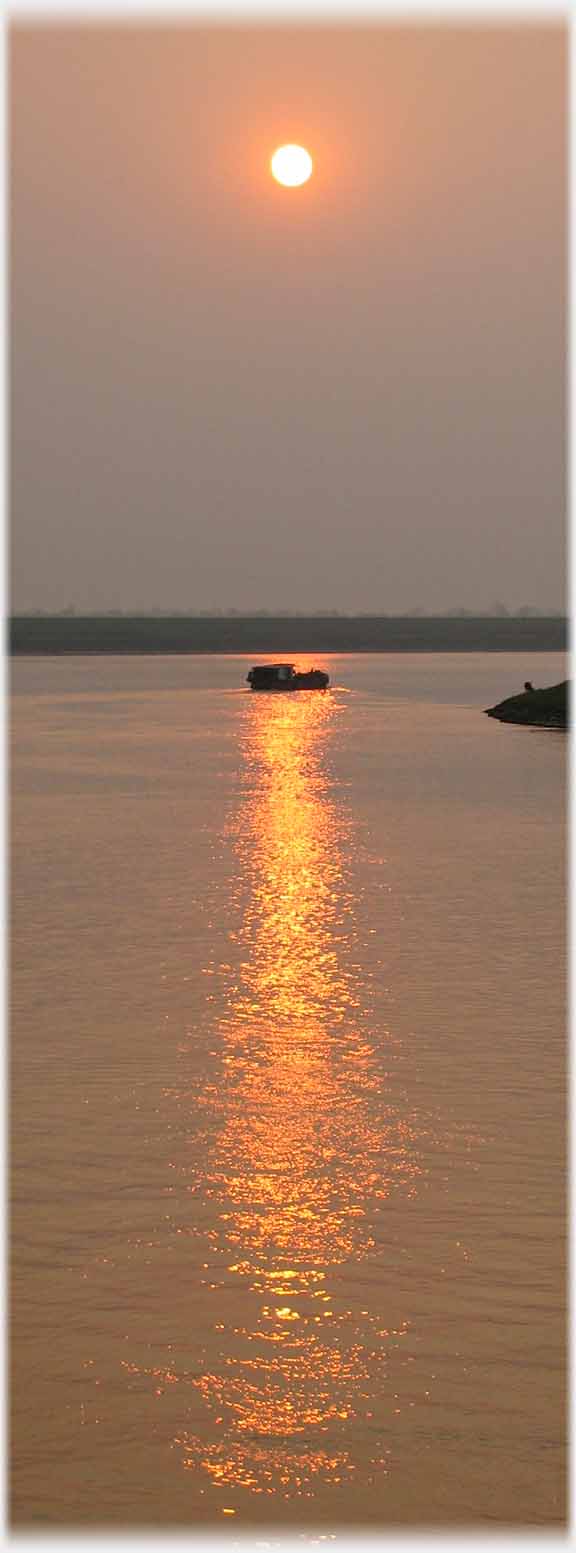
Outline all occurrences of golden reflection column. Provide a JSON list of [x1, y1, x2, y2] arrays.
[[175, 688, 419, 1504]]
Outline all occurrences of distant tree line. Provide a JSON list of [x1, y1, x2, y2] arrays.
[[12, 604, 566, 619], [10, 613, 567, 656]]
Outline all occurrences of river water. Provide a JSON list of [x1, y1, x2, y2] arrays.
[[10, 652, 567, 1530]]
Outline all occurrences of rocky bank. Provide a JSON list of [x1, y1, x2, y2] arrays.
[[485, 680, 568, 729]]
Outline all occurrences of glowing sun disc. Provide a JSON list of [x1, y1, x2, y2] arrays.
[[271, 144, 313, 187]]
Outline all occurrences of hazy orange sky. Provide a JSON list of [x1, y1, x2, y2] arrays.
[[11, 21, 565, 613]]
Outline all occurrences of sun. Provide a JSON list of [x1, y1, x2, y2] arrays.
[[271, 144, 313, 188]]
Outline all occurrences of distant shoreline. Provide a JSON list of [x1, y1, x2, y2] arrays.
[[9, 615, 567, 656]]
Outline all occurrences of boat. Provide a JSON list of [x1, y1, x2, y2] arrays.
[[246, 663, 329, 692]]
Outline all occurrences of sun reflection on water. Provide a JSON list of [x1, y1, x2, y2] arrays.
[[172, 687, 424, 1500]]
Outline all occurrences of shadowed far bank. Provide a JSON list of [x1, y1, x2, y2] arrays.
[[485, 679, 569, 729], [9, 615, 567, 656]]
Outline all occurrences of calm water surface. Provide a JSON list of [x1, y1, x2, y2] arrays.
[[11, 653, 567, 1529]]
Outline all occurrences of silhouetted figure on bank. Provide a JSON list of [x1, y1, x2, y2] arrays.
[[524, 680, 535, 692]]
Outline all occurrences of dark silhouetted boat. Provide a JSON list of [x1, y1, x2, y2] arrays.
[[247, 663, 329, 692]]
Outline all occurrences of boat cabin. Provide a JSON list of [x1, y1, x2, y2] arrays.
[[248, 664, 295, 688]]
